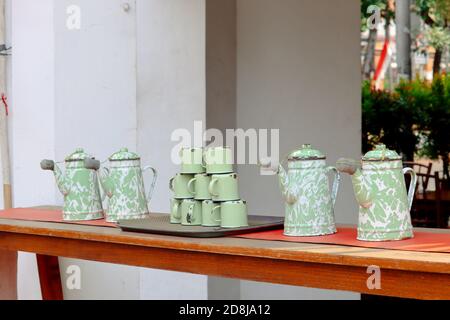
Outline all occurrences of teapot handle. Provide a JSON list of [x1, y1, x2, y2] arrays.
[[403, 167, 417, 211], [143, 166, 158, 203], [327, 166, 341, 209]]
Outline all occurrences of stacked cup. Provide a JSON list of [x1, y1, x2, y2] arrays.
[[170, 147, 249, 229]]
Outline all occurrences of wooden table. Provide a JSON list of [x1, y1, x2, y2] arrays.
[[0, 217, 449, 300], [416, 190, 450, 202]]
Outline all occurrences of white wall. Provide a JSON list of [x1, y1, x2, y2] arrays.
[[236, 0, 361, 299], [11, 0, 56, 300], [135, 0, 208, 300]]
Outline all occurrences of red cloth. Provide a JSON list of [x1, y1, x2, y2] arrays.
[[0, 208, 116, 228], [237, 228, 450, 253], [1, 209, 449, 253]]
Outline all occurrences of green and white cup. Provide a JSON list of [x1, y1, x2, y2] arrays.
[[219, 200, 249, 229], [204, 147, 234, 174], [202, 200, 221, 227], [170, 199, 182, 224], [170, 174, 194, 199], [181, 199, 202, 226], [209, 173, 240, 202], [180, 147, 205, 174], [188, 173, 212, 200]]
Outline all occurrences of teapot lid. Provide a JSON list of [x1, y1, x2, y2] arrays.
[[362, 144, 401, 161], [288, 144, 325, 161], [109, 148, 140, 161], [65, 148, 92, 162]]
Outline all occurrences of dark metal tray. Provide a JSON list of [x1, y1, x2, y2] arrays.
[[118, 214, 284, 238]]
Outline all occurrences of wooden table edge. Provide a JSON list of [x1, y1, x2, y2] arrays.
[[0, 218, 449, 275]]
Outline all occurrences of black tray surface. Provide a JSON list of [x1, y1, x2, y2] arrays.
[[118, 214, 284, 238]]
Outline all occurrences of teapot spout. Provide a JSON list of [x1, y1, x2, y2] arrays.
[[260, 158, 296, 204], [337, 158, 372, 208], [276, 164, 298, 204], [41, 160, 70, 196], [97, 166, 114, 198]]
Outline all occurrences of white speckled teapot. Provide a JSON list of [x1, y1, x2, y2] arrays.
[[337, 144, 417, 241], [261, 144, 340, 237], [86, 148, 157, 222], [41, 148, 104, 221]]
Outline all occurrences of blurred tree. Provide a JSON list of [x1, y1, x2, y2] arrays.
[[414, 0, 450, 76], [423, 75, 450, 178]]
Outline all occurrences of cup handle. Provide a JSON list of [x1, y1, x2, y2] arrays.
[[187, 204, 194, 224], [213, 205, 221, 223], [169, 177, 175, 192], [173, 202, 181, 219], [403, 167, 417, 211], [188, 178, 197, 195], [209, 179, 219, 197], [327, 166, 341, 209], [143, 166, 158, 203]]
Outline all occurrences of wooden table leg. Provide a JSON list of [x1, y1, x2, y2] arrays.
[[36, 255, 63, 300], [0, 250, 17, 300]]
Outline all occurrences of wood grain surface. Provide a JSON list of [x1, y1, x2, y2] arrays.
[[0, 216, 449, 300]]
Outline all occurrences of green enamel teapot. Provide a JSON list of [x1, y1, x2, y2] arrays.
[[85, 148, 157, 222], [337, 144, 417, 241], [41, 148, 104, 221], [261, 144, 340, 237]]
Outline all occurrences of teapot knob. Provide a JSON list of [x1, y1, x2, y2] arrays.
[[120, 148, 129, 152], [84, 158, 100, 171]]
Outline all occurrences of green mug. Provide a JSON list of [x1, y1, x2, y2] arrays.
[[180, 147, 205, 174], [202, 200, 221, 227], [170, 174, 194, 199], [209, 173, 240, 202], [219, 200, 249, 228], [170, 199, 182, 224], [188, 174, 212, 200], [204, 147, 234, 174], [181, 199, 202, 226]]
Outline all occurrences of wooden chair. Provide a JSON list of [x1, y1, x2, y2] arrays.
[[435, 172, 450, 228], [411, 172, 448, 228], [403, 161, 433, 192]]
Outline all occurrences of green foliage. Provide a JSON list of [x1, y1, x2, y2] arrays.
[[362, 81, 426, 160], [422, 76, 450, 177], [414, 0, 450, 27], [425, 26, 450, 49], [362, 78, 449, 172]]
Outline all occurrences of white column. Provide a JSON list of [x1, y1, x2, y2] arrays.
[[136, 0, 208, 300]]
